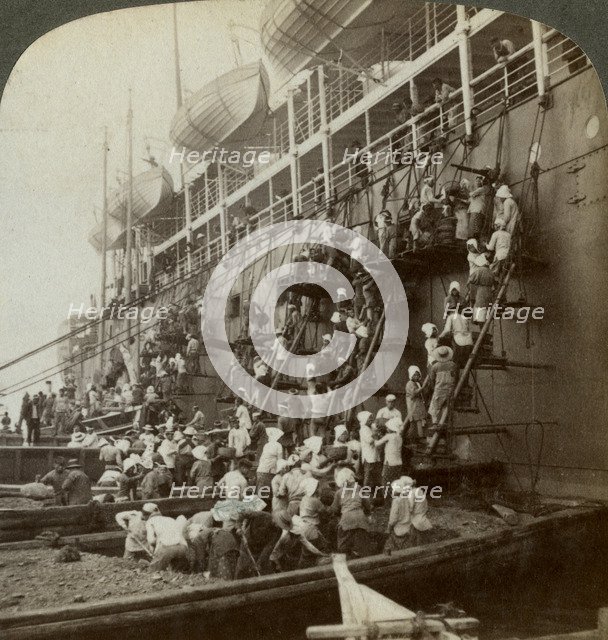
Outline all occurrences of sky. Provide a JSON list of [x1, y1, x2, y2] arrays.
[[0, 0, 264, 418]]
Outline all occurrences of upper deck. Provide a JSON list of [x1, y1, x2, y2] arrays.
[[102, 3, 590, 296]]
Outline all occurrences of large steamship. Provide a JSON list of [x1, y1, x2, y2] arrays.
[[75, 1, 607, 500]]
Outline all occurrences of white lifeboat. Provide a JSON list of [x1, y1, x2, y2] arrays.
[[260, 0, 405, 89], [89, 165, 174, 252], [170, 60, 270, 153]]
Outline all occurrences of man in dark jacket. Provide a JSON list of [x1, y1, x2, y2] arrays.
[[61, 459, 92, 505], [18, 393, 32, 438], [28, 394, 41, 445]]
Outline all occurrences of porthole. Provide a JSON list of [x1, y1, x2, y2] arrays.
[[586, 115, 600, 139]]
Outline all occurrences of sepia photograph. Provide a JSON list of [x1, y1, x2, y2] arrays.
[[0, 1, 606, 639]]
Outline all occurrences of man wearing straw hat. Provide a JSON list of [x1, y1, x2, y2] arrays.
[[116, 457, 144, 502], [61, 459, 92, 505], [424, 345, 458, 428]]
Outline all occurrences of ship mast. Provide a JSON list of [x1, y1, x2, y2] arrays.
[[125, 91, 134, 310], [173, 3, 193, 273], [99, 126, 109, 371]]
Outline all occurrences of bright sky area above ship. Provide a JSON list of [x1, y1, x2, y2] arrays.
[[0, 1, 266, 416]]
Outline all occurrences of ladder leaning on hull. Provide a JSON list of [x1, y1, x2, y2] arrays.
[[425, 261, 517, 456], [258, 305, 314, 413]]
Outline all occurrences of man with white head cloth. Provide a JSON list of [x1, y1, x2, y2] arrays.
[[257, 427, 284, 494], [358, 410, 381, 491], [405, 366, 427, 441]]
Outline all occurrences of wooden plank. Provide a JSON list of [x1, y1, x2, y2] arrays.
[[0, 496, 216, 542]]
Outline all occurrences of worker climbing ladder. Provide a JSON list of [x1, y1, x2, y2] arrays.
[[425, 261, 517, 458]]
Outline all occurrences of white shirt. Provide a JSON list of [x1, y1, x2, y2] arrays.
[[115, 510, 148, 553], [487, 229, 511, 261], [228, 427, 251, 457], [441, 313, 473, 347], [376, 406, 403, 424], [218, 470, 248, 499], [425, 337, 438, 366], [376, 432, 403, 466], [235, 405, 252, 430], [82, 432, 99, 448], [157, 439, 178, 469], [146, 514, 188, 548], [359, 424, 379, 464], [257, 441, 283, 474], [421, 184, 439, 205]]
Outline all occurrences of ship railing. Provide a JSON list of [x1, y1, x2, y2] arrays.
[[471, 43, 538, 121], [293, 91, 322, 146], [275, 90, 323, 153], [176, 2, 461, 206], [272, 44, 557, 224], [206, 178, 220, 210], [185, 3, 461, 195], [223, 166, 251, 195], [387, 3, 458, 61], [276, 119, 290, 157], [173, 198, 187, 231], [544, 29, 590, 85], [158, 31, 590, 288], [323, 3, 458, 122], [190, 186, 206, 221]]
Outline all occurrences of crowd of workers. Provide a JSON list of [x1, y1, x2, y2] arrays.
[[4, 37, 527, 581], [36, 393, 437, 577]]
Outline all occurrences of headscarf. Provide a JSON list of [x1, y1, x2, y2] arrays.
[[334, 424, 348, 443], [408, 365, 421, 380], [495, 185, 512, 199], [357, 410, 372, 426], [142, 503, 160, 515], [265, 427, 283, 443], [421, 322, 437, 338], [303, 436, 323, 455], [449, 281, 461, 293]]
